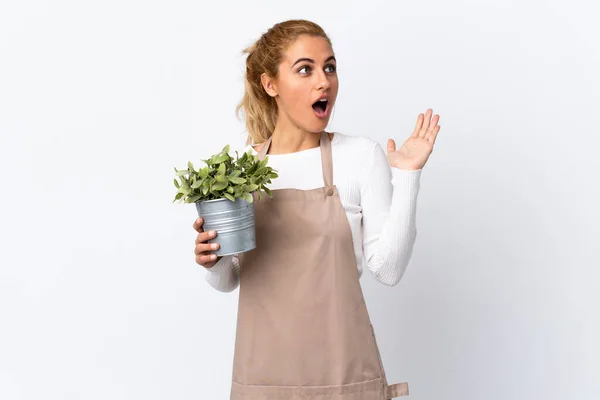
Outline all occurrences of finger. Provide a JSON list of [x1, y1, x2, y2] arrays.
[[420, 109, 433, 137], [193, 217, 204, 233], [195, 230, 216, 245], [195, 229, 217, 245], [428, 125, 440, 143], [426, 124, 440, 143], [194, 242, 220, 255], [387, 139, 396, 153], [427, 114, 440, 135], [412, 114, 423, 137], [196, 253, 218, 266]]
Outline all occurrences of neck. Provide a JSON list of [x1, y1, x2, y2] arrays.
[[267, 118, 322, 155], [268, 131, 321, 155]]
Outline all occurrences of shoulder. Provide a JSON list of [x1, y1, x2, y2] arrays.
[[331, 132, 384, 159], [333, 131, 379, 148], [331, 133, 389, 181]]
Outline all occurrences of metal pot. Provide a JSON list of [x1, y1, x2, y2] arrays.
[[195, 197, 256, 256]]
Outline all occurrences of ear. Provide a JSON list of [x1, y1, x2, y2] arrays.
[[260, 73, 279, 97]]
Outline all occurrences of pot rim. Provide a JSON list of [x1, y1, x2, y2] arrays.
[[195, 197, 248, 204]]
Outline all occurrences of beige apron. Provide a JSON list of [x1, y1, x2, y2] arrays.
[[231, 132, 409, 399]]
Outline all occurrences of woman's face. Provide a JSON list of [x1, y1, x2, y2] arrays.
[[263, 34, 339, 134]]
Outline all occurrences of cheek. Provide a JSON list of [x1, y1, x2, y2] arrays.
[[279, 82, 311, 113]]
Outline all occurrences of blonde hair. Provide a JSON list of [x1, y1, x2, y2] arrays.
[[236, 20, 332, 145]]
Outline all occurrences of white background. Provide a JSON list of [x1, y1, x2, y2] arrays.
[[1, 0, 598, 399]]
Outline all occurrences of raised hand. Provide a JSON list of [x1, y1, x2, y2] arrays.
[[387, 108, 441, 170]]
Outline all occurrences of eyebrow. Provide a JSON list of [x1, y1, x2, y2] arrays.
[[291, 55, 336, 68]]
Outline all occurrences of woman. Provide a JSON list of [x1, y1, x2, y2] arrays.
[[192, 20, 440, 399]]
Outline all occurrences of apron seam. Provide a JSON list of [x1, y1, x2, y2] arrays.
[[231, 377, 384, 388]]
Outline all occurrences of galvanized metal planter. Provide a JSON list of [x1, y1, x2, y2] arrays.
[[195, 197, 256, 256]]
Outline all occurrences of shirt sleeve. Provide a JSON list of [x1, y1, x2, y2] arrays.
[[360, 141, 422, 286], [204, 254, 240, 292]]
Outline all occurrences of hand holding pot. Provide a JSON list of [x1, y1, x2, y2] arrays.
[[193, 217, 222, 268]]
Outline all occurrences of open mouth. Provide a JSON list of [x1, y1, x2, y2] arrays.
[[312, 99, 329, 118]]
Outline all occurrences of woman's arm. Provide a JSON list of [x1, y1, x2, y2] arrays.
[[204, 254, 240, 292], [202, 143, 252, 292], [360, 141, 422, 286]]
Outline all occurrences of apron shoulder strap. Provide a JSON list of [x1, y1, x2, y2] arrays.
[[319, 131, 333, 189]]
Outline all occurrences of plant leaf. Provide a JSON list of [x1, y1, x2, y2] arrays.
[[246, 162, 258, 175], [187, 194, 202, 203], [213, 154, 229, 164], [217, 162, 226, 176], [224, 193, 235, 202], [242, 192, 253, 203], [255, 166, 267, 176], [215, 175, 227, 183], [213, 180, 228, 191], [229, 177, 246, 185]]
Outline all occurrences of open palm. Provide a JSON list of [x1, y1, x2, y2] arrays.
[[387, 108, 441, 170]]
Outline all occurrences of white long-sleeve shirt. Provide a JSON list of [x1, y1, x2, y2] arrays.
[[204, 132, 422, 292]]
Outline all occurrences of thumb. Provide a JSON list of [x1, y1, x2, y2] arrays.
[[387, 139, 396, 154]]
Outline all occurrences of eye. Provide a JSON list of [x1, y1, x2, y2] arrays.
[[325, 64, 337, 73], [298, 65, 311, 74]]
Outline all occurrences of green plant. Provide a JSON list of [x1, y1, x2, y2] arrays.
[[173, 144, 278, 204]]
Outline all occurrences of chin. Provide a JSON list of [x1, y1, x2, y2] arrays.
[[308, 119, 330, 133], [290, 112, 331, 134]]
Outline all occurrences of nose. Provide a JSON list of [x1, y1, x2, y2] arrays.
[[316, 70, 331, 91]]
